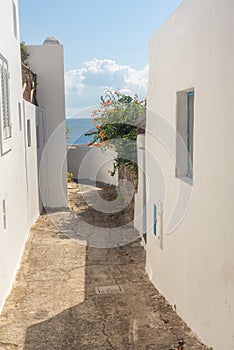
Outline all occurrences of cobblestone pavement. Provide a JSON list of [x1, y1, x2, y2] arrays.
[[0, 181, 209, 350]]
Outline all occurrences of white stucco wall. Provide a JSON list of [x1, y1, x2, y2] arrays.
[[0, 0, 39, 312], [27, 40, 67, 208], [67, 145, 118, 186], [146, 1, 234, 349]]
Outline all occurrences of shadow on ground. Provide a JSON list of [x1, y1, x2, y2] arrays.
[[23, 242, 201, 350], [0, 181, 208, 350], [69, 179, 135, 228]]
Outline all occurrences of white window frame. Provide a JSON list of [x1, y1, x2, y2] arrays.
[[0, 54, 12, 155]]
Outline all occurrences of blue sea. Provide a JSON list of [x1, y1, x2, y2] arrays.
[[66, 118, 95, 145]]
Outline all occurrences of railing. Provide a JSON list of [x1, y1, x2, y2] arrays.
[[21, 62, 38, 106]]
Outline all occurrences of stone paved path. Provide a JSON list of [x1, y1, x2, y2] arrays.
[[0, 182, 209, 350]]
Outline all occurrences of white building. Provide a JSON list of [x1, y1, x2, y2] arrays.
[[0, 0, 67, 312], [27, 38, 67, 209], [143, 1, 234, 349]]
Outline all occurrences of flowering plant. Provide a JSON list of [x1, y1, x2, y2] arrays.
[[86, 90, 146, 176]]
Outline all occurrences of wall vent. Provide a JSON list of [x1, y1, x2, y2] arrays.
[[18, 102, 22, 131], [27, 119, 31, 147], [3, 199, 6, 230]]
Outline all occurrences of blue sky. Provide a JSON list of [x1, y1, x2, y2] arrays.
[[19, 0, 183, 116]]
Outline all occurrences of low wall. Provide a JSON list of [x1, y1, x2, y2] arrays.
[[67, 145, 118, 186]]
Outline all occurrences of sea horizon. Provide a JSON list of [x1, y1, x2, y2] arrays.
[[66, 117, 95, 145]]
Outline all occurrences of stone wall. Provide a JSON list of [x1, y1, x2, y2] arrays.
[[118, 163, 138, 224]]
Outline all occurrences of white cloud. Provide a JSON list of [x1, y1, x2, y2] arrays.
[[65, 58, 148, 117]]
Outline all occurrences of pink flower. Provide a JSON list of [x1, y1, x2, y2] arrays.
[[103, 99, 111, 106]]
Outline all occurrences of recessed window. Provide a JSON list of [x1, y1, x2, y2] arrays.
[[0, 55, 11, 141], [187, 91, 194, 177], [12, 1, 18, 39], [176, 89, 195, 182]]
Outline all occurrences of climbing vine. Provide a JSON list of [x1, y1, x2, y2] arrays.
[[20, 41, 29, 65]]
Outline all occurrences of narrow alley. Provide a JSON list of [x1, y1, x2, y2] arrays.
[[0, 182, 208, 350]]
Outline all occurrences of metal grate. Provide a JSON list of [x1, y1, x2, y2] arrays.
[[95, 285, 124, 295]]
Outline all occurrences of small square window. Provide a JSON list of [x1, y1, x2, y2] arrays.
[[176, 88, 195, 182]]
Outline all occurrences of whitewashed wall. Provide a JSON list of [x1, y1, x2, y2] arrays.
[[67, 145, 118, 186], [0, 0, 39, 312], [0, 8, 67, 312], [27, 40, 67, 209], [146, 1, 234, 349]]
